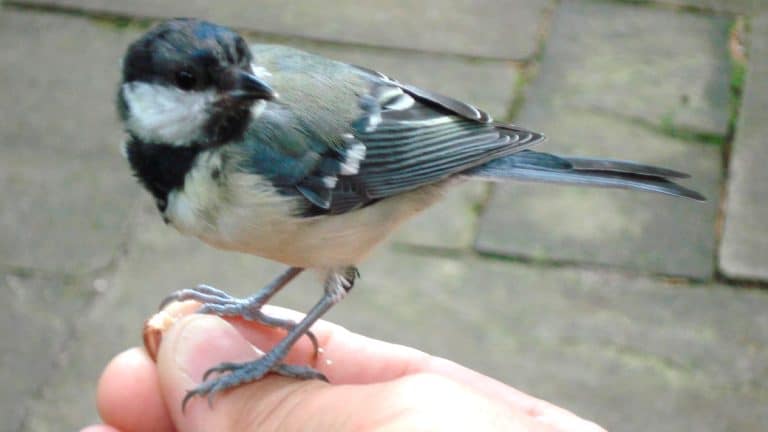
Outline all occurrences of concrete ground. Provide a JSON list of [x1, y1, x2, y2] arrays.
[[1, 0, 767, 431]]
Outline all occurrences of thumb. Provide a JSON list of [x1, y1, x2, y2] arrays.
[[156, 314, 334, 431]]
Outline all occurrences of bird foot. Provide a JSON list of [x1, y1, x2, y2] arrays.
[[160, 284, 319, 356], [183, 356, 327, 410]]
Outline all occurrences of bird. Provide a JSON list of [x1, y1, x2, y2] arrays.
[[117, 18, 705, 407]]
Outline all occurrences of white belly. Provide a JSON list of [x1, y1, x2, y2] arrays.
[[165, 149, 447, 268]]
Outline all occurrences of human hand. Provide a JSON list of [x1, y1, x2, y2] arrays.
[[82, 305, 605, 432]]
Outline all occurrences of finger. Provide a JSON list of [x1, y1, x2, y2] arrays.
[[155, 314, 556, 432], [226, 306, 604, 431], [156, 302, 515, 386], [96, 348, 175, 432]]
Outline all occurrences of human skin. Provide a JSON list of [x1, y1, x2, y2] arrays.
[[82, 305, 605, 432]]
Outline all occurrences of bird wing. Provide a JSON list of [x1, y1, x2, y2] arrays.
[[350, 65, 494, 123], [347, 79, 543, 199], [295, 75, 543, 215], [243, 47, 543, 215]]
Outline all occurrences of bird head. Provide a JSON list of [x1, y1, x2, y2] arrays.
[[117, 19, 277, 147]]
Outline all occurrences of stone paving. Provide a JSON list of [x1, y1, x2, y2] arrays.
[[477, 0, 726, 278], [721, 14, 768, 281], [1, 1, 767, 431]]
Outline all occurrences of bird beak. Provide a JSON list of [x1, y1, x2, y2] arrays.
[[220, 68, 279, 102], [236, 70, 279, 101]]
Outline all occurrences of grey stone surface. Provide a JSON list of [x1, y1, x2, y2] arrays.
[[0, 274, 93, 432], [720, 15, 768, 281], [24, 200, 768, 431], [458, 259, 768, 432], [393, 181, 489, 250], [476, 0, 724, 278], [0, 11, 141, 274], [529, 0, 732, 136], [476, 109, 721, 278], [17, 0, 550, 59]]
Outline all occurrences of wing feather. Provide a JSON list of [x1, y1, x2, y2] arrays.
[[345, 82, 541, 199], [280, 64, 544, 215]]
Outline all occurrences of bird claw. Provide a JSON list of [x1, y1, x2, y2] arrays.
[[160, 284, 320, 357], [182, 359, 327, 412], [159, 284, 230, 309], [202, 361, 243, 380], [276, 363, 329, 382]]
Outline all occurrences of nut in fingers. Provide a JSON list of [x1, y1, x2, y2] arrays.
[[142, 300, 201, 361]]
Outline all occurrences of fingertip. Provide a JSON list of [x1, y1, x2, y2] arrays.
[[156, 314, 262, 429], [96, 347, 174, 432]]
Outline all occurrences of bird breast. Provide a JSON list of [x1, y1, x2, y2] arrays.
[[164, 148, 448, 268]]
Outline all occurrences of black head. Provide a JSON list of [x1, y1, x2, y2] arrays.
[[118, 19, 277, 146]]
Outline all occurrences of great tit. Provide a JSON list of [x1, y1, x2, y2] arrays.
[[117, 18, 704, 406]]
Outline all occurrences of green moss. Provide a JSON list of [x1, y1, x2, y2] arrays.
[[728, 61, 746, 134], [90, 15, 154, 31], [507, 65, 532, 120], [727, 17, 749, 137], [657, 115, 726, 146], [5, 1, 154, 32]]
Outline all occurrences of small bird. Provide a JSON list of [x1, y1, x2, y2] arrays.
[[117, 18, 704, 406]]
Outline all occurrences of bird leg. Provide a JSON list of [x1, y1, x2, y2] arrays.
[[160, 267, 319, 354], [182, 267, 358, 410]]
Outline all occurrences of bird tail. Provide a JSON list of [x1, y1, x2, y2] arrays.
[[463, 150, 705, 201]]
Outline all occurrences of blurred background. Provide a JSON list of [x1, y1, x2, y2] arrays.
[[1, 0, 767, 430]]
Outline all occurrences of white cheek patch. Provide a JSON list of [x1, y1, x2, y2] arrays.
[[122, 82, 216, 146]]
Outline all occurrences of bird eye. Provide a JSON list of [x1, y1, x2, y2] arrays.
[[175, 69, 197, 90]]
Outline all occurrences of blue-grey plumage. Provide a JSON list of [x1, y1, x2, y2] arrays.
[[117, 18, 705, 404]]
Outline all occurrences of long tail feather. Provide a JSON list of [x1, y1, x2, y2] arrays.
[[565, 156, 690, 179], [464, 150, 705, 201]]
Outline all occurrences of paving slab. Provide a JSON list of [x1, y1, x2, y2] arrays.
[[0, 273, 93, 432], [529, 0, 732, 137], [459, 259, 768, 432], [476, 0, 724, 278], [720, 14, 768, 281], [24, 199, 768, 431], [15, 0, 550, 60], [0, 10, 141, 274]]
